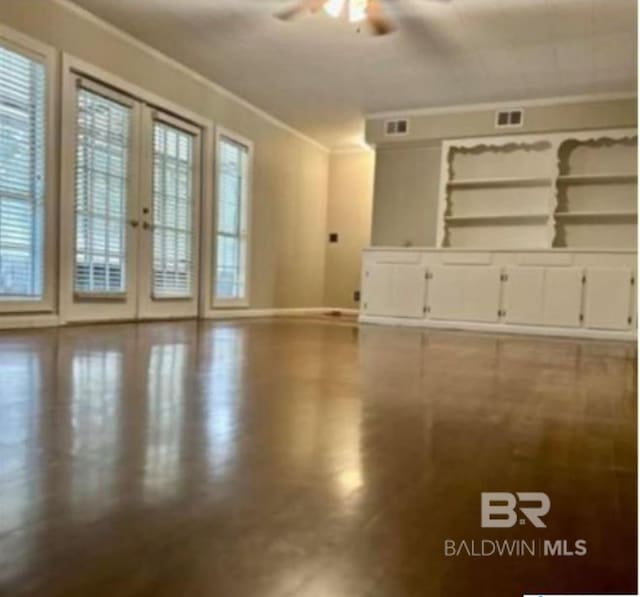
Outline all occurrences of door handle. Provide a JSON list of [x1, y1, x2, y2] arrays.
[[129, 219, 139, 228]]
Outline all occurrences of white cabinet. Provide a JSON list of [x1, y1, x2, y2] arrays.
[[429, 266, 501, 323], [542, 268, 583, 327], [362, 263, 426, 318], [393, 264, 427, 318], [505, 267, 584, 327], [504, 267, 545, 325], [585, 267, 634, 330], [362, 263, 393, 316], [361, 249, 636, 340]]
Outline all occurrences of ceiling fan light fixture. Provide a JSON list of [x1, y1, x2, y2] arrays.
[[323, 0, 368, 23], [348, 0, 368, 23], [324, 0, 346, 19]]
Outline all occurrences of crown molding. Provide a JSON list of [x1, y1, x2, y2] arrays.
[[366, 92, 637, 121], [330, 144, 374, 155], [53, 0, 329, 153]]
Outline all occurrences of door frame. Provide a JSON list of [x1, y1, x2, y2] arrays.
[[60, 73, 143, 322], [59, 54, 214, 324]]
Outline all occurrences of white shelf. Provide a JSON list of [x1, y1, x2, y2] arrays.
[[555, 211, 637, 220], [447, 176, 552, 189], [445, 213, 549, 224], [557, 173, 637, 185]]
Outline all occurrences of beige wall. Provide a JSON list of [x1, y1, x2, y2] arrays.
[[371, 143, 441, 247], [0, 0, 329, 310], [324, 151, 375, 309], [367, 98, 637, 247], [366, 97, 637, 146]]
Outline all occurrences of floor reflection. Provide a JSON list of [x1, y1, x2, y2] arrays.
[[144, 343, 187, 503], [202, 328, 243, 477], [0, 344, 43, 584], [70, 349, 122, 518]]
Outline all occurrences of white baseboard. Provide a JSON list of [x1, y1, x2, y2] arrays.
[[0, 314, 60, 330], [359, 315, 637, 342], [0, 308, 359, 331], [324, 308, 359, 316], [206, 307, 358, 320]]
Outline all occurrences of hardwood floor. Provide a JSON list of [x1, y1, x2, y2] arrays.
[[0, 319, 636, 596]]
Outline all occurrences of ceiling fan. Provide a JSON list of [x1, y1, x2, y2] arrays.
[[276, 0, 451, 36]]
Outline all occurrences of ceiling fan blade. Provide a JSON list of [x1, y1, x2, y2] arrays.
[[276, 0, 328, 20], [366, 0, 395, 35]]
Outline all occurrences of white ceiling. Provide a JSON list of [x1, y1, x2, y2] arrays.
[[67, 0, 637, 149]]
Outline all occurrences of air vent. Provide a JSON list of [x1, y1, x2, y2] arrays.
[[385, 118, 409, 136], [495, 108, 524, 129]]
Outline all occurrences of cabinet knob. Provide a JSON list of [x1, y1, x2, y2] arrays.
[[129, 219, 139, 228]]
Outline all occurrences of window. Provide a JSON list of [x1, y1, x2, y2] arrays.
[[152, 121, 195, 298], [0, 43, 45, 299], [74, 86, 131, 295], [214, 134, 251, 304]]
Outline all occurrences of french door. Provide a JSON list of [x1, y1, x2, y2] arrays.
[[61, 76, 202, 323]]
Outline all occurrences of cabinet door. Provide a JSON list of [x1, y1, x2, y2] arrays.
[[585, 268, 633, 330], [504, 268, 545, 325], [429, 266, 501, 322], [362, 264, 393, 316], [542, 268, 583, 327], [391, 265, 427, 318]]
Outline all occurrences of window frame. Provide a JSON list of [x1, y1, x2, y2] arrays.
[[212, 127, 254, 309], [0, 25, 57, 314]]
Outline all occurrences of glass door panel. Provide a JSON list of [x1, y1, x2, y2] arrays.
[[64, 77, 140, 323], [137, 109, 201, 319], [74, 88, 130, 296]]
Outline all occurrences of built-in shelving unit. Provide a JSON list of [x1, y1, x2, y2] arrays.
[[437, 128, 638, 250]]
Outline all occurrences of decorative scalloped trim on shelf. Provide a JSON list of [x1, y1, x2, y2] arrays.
[[449, 140, 552, 154], [557, 134, 638, 176], [559, 133, 638, 148]]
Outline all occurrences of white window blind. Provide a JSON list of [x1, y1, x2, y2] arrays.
[[152, 121, 194, 298], [215, 136, 249, 302], [0, 44, 45, 299], [74, 86, 130, 294]]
